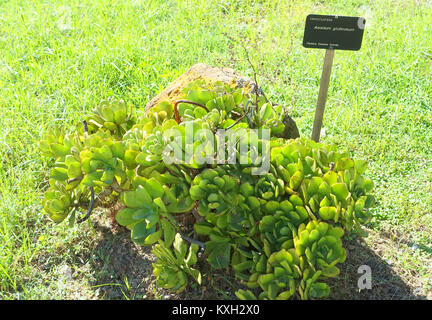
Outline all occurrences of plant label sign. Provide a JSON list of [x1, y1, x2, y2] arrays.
[[303, 14, 366, 51], [303, 14, 366, 142]]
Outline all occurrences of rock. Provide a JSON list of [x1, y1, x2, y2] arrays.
[[144, 63, 299, 139], [145, 63, 260, 112], [281, 112, 300, 139]]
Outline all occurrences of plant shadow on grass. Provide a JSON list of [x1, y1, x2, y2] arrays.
[[85, 218, 425, 300], [86, 221, 155, 299], [86, 218, 238, 300], [328, 236, 426, 300]]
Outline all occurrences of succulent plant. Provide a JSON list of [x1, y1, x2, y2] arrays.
[[235, 248, 302, 300], [258, 211, 297, 251], [116, 177, 178, 246], [42, 181, 74, 223], [39, 129, 80, 161], [86, 99, 135, 137], [152, 233, 201, 293], [40, 82, 375, 300], [294, 220, 346, 277], [298, 268, 330, 300], [255, 172, 285, 201], [190, 168, 238, 216]]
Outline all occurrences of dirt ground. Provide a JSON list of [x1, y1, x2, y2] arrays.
[[67, 214, 428, 300]]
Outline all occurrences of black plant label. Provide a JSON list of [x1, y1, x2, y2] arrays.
[[303, 14, 366, 51]]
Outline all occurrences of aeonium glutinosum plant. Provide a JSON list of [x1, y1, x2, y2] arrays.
[[152, 233, 202, 292], [40, 80, 375, 299]]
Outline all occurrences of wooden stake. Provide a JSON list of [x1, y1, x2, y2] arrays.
[[311, 49, 335, 142]]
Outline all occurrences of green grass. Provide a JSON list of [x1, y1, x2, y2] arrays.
[[0, 0, 431, 299]]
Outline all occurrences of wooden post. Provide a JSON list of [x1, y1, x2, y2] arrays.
[[311, 49, 335, 142]]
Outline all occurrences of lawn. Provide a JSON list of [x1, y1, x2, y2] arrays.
[[0, 0, 431, 299]]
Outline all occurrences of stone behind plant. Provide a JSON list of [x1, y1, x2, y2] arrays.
[[144, 63, 300, 139]]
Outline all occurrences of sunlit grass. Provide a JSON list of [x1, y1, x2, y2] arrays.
[[0, 0, 431, 298]]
